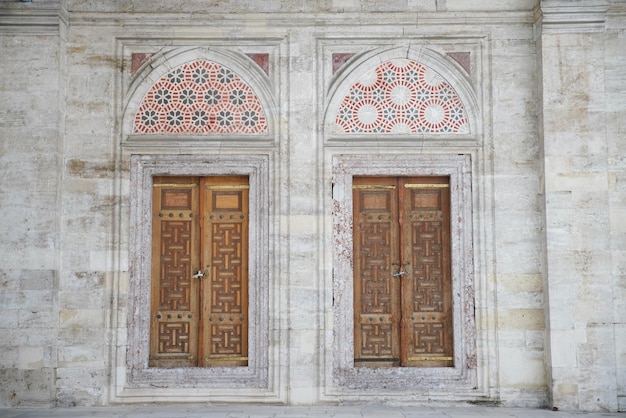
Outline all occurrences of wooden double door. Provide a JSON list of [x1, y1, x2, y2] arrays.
[[353, 176, 453, 367], [149, 176, 248, 368]]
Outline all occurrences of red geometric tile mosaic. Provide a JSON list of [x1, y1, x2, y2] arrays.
[[335, 59, 468, 134], [133, 60, 268, 135]]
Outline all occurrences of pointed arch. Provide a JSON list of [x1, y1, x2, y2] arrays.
[[325, 46, 479, 138], [123, 47, 276, 139]]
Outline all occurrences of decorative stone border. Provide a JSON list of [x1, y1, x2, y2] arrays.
[[329, 153, 477, 392], [124, 154, 272, 394]]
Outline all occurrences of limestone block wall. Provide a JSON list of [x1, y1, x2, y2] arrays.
[[0, 1, 61, 406], [0, 0, 624, 412], [55, 19, 118, 407], [490, 15, 546, 406], [539, 0, 625, 412], [606, 6, 626, 411]]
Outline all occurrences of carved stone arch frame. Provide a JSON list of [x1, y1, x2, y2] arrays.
[[122, 46, 278, 143], [111, 45, 283, 402], [320, 42, 492, 401], [323, 45, 480, 143]]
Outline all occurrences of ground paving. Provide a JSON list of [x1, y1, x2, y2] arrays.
[[0, 405, 623, 418]]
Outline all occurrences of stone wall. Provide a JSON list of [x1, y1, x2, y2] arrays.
[[0, 0, 623, 412], [491, 11, 545, 406], [606, 5, 626, 411], [539, 0, 626, 411], [0, 0, 61, 407]]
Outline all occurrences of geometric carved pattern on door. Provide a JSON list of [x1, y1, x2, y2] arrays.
[[150, 176, 249, 368], [211, 222, 244, 313], [353, 179, 401, 366], [353, 176, 453, 368], [412, 323, 446, 356], [211, 324, 244, 356], [412, 221, 445, 313], [159, 220, 193, 311], [359, 324, 394, 357], [158, 322, 190, 354], [359, 221, 393, 314], [403, 181, 453, 366], [203, 178, 249, 366], [150, 177, 200, 368], [358, 219, 395, 360]]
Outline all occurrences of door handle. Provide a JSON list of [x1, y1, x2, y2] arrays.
[[393, 269, 408, 277], [192, 270, 206, 279]]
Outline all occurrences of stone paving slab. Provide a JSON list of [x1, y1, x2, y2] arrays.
[[0, 405, 623, 418]]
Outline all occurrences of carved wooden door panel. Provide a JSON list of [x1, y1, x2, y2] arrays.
[[399, 177, 453, 367], [353, 177, 401, 367], [150, 177, 201, 368], [201, 176, 249, 367], [150, 176, 248, 368], [353, 176, 453, 367]]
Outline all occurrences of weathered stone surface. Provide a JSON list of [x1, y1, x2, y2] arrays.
[[0, 0, 624, 412], [0, 368, 56, 407]]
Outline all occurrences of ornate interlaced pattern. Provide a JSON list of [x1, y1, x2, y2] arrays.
[[159, 220, 193, 312], [335, 59, 468, 134], [134, 60, 268, 135]]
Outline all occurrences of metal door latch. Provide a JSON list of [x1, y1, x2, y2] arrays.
[[193, 270, 205, 279], [393, 269, 408, 277]]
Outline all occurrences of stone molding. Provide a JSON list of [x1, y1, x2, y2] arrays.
[[0, 2, 536, 34], [0, 1, 61, 34], [538, 0, 609, 33], [49, 9, 534, 28]]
